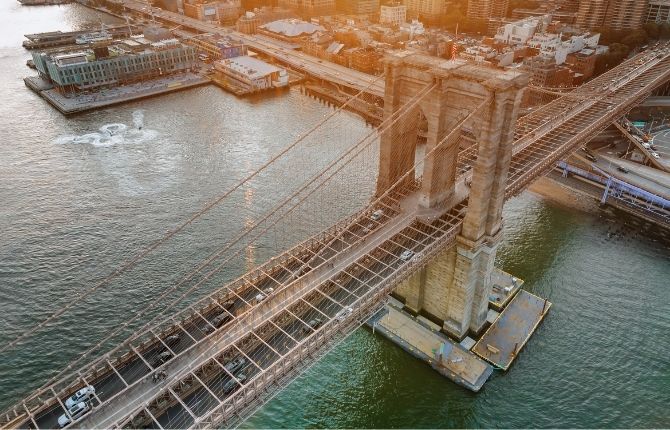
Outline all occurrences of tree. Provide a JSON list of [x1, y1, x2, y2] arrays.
[[594, 43, 629, 76], [643, 22, 660, 40], [660, 23, 670, 40], [621, 29, 649, 47]]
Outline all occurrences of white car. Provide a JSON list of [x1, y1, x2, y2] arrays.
[[335, 306, 353, 321], [58, 402, 90, 428], [400, 250, 415, 261], [370, 209, 383, 221], [64, 386, 95, 409], [255, 287, 273, 303], [651, 152, 661, 159]]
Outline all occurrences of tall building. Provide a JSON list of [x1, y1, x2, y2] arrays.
[[380, 2, 406, 26], [646, 0, 670, 23], [336, 0, 379, 15], [403, 0, 446, 20], [604, 0, 648, 31], [466, 0, 508, 21], [278, 0, 335, 17], [576, 0, 647, 31], [575, 0, 605, 29]]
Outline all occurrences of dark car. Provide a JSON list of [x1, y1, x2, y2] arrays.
[[205, 312, 231, 334], [617, 166, 630, 174], [165, 334, 180, 346], [152, 350, 173, 368], [224, 357, 247, 375]]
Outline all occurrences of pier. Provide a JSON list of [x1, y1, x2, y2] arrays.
[[473, 290, 551, 370], [25, 73, 210, 115], [368, 269, 549, 390]]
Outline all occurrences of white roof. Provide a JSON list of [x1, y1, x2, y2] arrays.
[[260, 19, 324, 38], [219, 55, 282, 79]]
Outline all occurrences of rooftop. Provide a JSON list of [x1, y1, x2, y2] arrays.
[[260, 19, 324, 38], [217, 55, 282, 79]]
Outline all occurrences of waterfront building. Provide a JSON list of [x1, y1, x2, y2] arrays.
[[32, 37, 196, 93], [214, 55, 288, 90], [380, 2, 406, 26]]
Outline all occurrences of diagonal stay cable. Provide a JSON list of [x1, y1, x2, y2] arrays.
[[12, 79, 433, 413], [0, 74, 385, 355]]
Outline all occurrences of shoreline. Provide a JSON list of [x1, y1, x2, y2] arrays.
[[527, 176, 601, 214]]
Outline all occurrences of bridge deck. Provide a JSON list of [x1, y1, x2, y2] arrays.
[[6, 39, 670, 430]]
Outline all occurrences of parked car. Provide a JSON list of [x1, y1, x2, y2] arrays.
[[64, 386, 95, 409], [400, 250, 415, 261], [57, 402, 90, 428], [651, 152, 661, 159]]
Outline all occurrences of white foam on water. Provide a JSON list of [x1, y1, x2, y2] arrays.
[[53, 111, 157, 146], [132, 110, 144, 130]]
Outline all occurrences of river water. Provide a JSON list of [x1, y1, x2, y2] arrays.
[[0, 3, 668, 428]]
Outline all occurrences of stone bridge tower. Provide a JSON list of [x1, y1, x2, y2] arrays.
[[378, 52, 528, 340]]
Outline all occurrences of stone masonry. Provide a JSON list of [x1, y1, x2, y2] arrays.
[[381, 52, 527, 340]]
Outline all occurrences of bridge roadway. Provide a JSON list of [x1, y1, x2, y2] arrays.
[[6, 44, 670, 430], [90, 0, 385, 97]]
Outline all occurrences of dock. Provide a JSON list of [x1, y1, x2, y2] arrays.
[[24, 73, 210, 115], [367, 268, 550, 391], [18, 0, 71, 5], [368, 299, 493, 392], [22, 25, 138, 50], [489, 268, 523, 311], [473, 289, 551, 370]]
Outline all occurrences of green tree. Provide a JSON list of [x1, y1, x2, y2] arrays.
[[643, 22, 660, 40], [621, 29, 649, 47], [660, 23, 670, 39]]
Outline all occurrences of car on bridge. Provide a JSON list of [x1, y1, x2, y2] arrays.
[[164, 334, 180, 346], [303, 318, 323, 333], [64, 385, 95, 409], [400, 250, 415, 261], [335, 306, 353, 321], [205, 312, 232, 334], [152, 350, 173, 368], [222, 373, 247, 394], [57, 402, 90, 428]]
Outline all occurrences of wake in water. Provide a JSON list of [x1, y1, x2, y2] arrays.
[[54, 111, 158, 147]]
